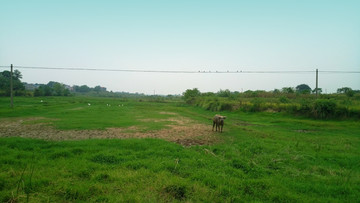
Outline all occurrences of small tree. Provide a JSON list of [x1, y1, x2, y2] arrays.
[[34, 87, 44, 96], [312, 88, 322, 94], [44, 85, 53, 96], [296, 84, 311, 94], [183, 88, 201, 104], [273, 89, 280, 94], [94, 85, 102, 93], [0, 70, 25, 96], [75, 85, 91, 93], [337, 87, 351, 94], [281, 87, 295, 94], [346, 89, 355, 97], [63, 88, 71, 96], [337, 87, 354, 97], [53, 82, 65, 96], [217, 89, 231, 97]]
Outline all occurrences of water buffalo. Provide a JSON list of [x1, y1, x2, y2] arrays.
[[212, 114, 226, 132]]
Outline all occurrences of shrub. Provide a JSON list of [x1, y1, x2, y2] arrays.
[[201, 99, 220, 111], [250, 98, 263, 112], [183, 88, 201, 104], [312, 99, 336, 119], [163, 185, 187, 200], [279, 96, 289, 103], [299, 99, 312, 115], [220, 102, 233, 111], [346, 90, 355, 97]]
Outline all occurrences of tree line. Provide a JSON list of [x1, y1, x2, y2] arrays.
[[0, 70, 108, 97], [0, 70, 358, 98]]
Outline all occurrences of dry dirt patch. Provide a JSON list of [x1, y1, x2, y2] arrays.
[[0, 114, 219, 146]]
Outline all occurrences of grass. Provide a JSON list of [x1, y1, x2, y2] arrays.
[[0, 96, 359, 202]]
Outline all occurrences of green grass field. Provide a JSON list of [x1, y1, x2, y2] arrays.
[[0, 96, 359, 202]]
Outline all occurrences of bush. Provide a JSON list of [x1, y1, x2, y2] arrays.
[[299, 99, 312, 114], [250, 98, 263, 112], [346, 90, 355, 97], [279, 96, 289, 103], [164, 185, 187, 200], [312, 99, 336, 119], [220, 102, 233, 111]]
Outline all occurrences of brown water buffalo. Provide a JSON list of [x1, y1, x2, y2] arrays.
[[212, 114, 226, 132]]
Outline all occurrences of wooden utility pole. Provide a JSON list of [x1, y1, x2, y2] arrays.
[[10, 64, 14, 108], [316, 69, 318, 98]]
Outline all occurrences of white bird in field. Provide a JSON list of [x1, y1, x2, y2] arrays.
[[88, 103, 91, 106]]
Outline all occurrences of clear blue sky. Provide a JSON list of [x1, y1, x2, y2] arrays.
[[1, 0, 359, 94]]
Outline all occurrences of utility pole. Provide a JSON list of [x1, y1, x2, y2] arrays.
[[10, 64, 14, 108], [315, 69, 318, 98]]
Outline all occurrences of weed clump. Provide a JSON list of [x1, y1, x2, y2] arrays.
[[77, 170, 92, 179], [95, 173, 111, 182], [163, 185, 187, 200], [232, 159, 251, 173]]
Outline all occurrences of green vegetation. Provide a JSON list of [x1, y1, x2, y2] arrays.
[[0, 96, 359, 202], [0, 70, 25, 96], [184, 88, 360, 119], [33, 81, 71, 97]]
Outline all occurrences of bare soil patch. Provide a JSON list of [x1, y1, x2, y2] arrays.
[[0, 114, 219, 146]]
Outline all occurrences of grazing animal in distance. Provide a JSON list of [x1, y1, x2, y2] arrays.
[[212, 114, 226, 132]]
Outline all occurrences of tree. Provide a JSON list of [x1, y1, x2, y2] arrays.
[[14, 70, 22, 79], [94, 85, 101, 93], [78, 85, 91, 93], [183, 88, 201, 104], [47, 81, 57, 88], [273, 89, 281, 94], [337, 87, 352, 94], [337, 87, 354, 97], [281, 87, 295, 94], [0, 70, 25, 96], [296, 84, 311, 94], [217, 89, 231, 97], [34, 82, 71, 97], [53, 82, 65, 96], [43, 85, 53, 96], [63, 88, 70, 96], [347, 90, 355, 97], [34, 87, 44, 97], [312, 88, 323, 94]]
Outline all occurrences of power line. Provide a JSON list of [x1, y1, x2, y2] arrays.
[[318, 71, 360, 74], [0, 65, 359, 74]]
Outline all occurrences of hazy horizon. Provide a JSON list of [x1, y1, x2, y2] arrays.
[[1, 0, 359, 94]]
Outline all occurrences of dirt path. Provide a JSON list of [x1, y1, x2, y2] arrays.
[[0, 113, 219, 146]]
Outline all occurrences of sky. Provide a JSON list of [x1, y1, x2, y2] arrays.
[[1, 0, 359, 95]]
